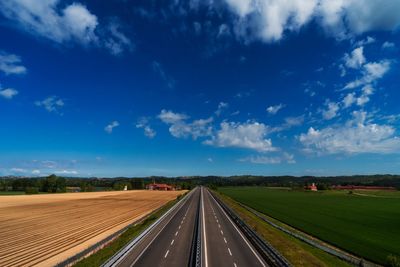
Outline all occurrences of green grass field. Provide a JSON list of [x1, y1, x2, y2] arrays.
[[0, 191, 26, 195], [219, 187, 400, 265]]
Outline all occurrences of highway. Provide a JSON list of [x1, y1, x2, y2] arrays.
[[104, 186, 284, 267], [112, 188, 200, 267], [201, 187, 267, 267]]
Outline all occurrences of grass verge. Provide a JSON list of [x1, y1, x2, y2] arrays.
[[215, 190, 351, 267]]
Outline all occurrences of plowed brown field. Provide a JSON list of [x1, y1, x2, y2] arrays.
[[0, 190, 184, 267]]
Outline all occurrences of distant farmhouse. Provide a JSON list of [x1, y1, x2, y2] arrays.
[[146, 183, 175, 191], [304, 183, 318, 191]]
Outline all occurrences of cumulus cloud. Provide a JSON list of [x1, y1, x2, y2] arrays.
[[0, 1, 132, 54], [344, 60, 391, 89], [104, 121, 119, 134], [219, 0, 400, 43], [300, 111, 400, 154], [204, 121, 276, 152], [0, 88, 18, 99], [266, 103, 285, 115], [158, 109, 188, 124], [215, 102, 229, 116], [35, 96, 64, 113], [342, 85, 374, 108], [322, 101, 339, 120], [239, 152, 295, 164], [343, 46, 365, 69], [158, 109, 212, 139], [136, 117, 156, 138], [382, 41, 395, 49], [0, 51, 27, 75]]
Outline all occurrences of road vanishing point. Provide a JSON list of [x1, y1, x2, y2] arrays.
[[103, 186, 289, 267]]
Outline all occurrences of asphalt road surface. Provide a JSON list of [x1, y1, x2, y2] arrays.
[[115, 187, 200, 267], [111, 186, 268, 267], [201, 187, 267, 267]]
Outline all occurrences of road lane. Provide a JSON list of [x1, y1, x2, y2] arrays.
[[116, 187, 200, 267], [201, 187, 267, 267]]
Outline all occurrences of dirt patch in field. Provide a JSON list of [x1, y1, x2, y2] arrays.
[[0, 190, 185, 267]]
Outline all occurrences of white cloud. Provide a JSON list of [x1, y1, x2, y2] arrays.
[[55, 170, 78, 175], [355, 36, 375, 46], [0, 1, 132, 54], [342, 85, 374, 108], [215, 102, 229, 116], [158, 109, 188, 124], [322, 101, 339, 120], [0, 51, 27, 75], [104, 20, 134, 55], [220, 0, 400, 43], [158, 109, 212, 139], [10, 168, 27, 173], [284, 116, 304, 127], [343, 46, 365, 69], [136, 117, 156, 138], [344, 60, 391, 89], [104, 121, 119, 134], [342, 92, 356, 108], [32, 169, 41, 175], [35, 96, 64, 113], [217, 24, 231, 38], [300, 111, 400, 155], [152, 61, 175, 89], [0, 88, 18, 99], [382, 41, 395, 49], [267, 103, 285, 115], [204, 121, 276, 152], [239, 152, 295, 164]]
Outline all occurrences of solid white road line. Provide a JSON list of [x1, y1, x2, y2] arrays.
[[164, 250, 169, 258], [201, 187, 209, 267], [206, 189, 266, 267]]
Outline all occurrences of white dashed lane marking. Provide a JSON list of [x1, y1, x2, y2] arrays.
[[228, 248, 232, 256], [224, 237, 227, 243], [175, 231, 178, 236], [164, 250, 169, 258], [171, 239, 174, 245]]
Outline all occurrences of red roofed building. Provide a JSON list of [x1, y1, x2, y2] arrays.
[[146, 183, 174, 191], [305, 183, 318, 191]]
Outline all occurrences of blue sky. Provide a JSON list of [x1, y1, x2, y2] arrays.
[[1, 0, 400, 177]]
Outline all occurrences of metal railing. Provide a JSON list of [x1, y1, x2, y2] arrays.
[[209, 190, 291, 267]]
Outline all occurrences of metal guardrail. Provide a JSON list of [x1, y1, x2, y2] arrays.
[[101, 190, 193, 267], [237, 203, 380, 267], [209, 191, 291, 267]]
